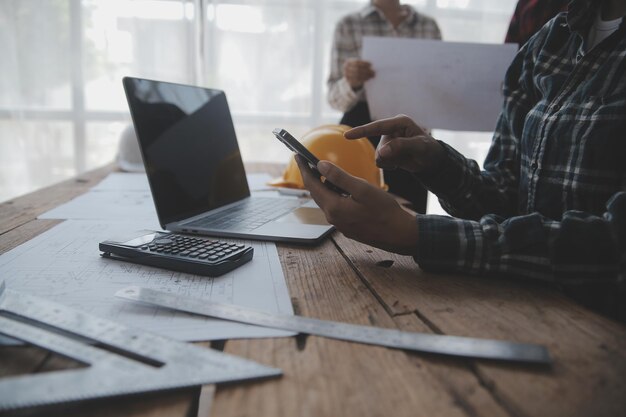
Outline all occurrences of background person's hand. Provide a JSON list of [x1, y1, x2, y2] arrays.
[[295, 155, 418, 255], [343, 58, 375, 90], [345, 114, 445, 174]]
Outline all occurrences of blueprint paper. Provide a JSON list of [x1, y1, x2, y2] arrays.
[[362, 37, 518, 132], [0, 220, 294, 341]]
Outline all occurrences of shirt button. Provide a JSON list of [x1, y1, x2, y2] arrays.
[[531, 162, 538, 170]]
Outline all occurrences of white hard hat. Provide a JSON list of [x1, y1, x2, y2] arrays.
[[116, 124, 145, 172]]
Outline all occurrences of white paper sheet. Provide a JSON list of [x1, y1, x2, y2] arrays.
[[39, 173, 278, 221], [91, 172, 150, 191], [246, 173, 274, 192], [362, 37, 518, 132], [39, 189, 161, 223], [91, 172, 273, 193], [0, 220, 294, 341]]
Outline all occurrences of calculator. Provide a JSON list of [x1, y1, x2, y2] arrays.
[[99, 231, 253, 277]]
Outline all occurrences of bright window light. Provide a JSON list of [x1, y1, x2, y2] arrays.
[[436, 0, 470, 9], [131, 1, 185, 20], [216, 4, 265, 34]]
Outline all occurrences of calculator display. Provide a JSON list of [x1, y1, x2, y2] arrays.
[[122, 233, 158, 247]]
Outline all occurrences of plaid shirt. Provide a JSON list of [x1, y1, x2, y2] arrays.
[[505, 0, 569, 47], [414, 1, 626, 301], [327, 5, 441, 113]]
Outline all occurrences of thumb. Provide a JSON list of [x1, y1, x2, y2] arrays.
[[317, 161, 369, 200]]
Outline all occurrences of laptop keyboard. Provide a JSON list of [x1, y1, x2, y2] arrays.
[[185, 197, 304, 232]]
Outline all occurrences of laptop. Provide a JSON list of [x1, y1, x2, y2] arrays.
[[122, 76, 333, 244]]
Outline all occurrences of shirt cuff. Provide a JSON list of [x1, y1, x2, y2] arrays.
[[334, 77, 362, 112], [418, 141, 471, 199], [414, 214, 483, 275]]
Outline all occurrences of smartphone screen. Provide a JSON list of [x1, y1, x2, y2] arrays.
[[272, 128, 349, 196]]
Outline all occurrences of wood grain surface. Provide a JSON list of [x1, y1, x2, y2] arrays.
[[1, 163, 624, 417]]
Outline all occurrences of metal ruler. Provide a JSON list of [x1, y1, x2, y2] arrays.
[[117, 286, 552, 365], [0, 282, 280, 413]]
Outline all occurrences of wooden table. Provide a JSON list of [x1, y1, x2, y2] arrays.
[[1, 163, 625, 417]]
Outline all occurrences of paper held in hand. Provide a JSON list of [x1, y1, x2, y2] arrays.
[[362, 37, 518, 132]]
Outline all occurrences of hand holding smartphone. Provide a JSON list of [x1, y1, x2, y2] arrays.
[[272, 128, 349, 196]]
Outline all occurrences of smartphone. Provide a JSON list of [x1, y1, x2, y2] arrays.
[[272, 128, 349, 195]]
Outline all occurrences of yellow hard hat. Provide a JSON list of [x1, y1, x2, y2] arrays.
[[269, 124, 387, 190]]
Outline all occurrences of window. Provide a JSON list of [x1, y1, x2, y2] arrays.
[[0, 0, 517, 203]]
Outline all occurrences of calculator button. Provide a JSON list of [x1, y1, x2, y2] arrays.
[[216, 252, 225, 257], [180, 251, 191, 256], [208, 255, 218, 261], [189, 252, 200, 257], [198, 253, 209, 259]]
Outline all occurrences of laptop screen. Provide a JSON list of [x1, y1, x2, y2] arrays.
[[123, 77, 250, 227]]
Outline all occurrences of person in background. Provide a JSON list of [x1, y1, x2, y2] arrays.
[[301, 0, 626, 322], [327, 0, 441, 213], [505, 0, 569, 47]]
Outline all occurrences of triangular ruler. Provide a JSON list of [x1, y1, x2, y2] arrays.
[[0, 282, 281, 413]]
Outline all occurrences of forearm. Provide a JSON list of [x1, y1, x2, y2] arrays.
[[327, 76, 363, 113], [417, 40, 535, 219], [419, 140, 519, 220], [414, 192, 626, 284]]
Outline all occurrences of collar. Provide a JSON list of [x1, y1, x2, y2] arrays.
[[360, 4, 418, 25]]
